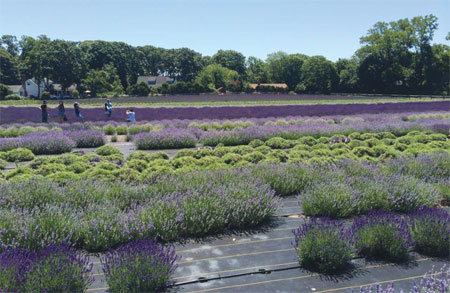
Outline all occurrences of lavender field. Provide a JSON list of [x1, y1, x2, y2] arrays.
[[0, 100, 448, 123], [1, 108, 449, 292]]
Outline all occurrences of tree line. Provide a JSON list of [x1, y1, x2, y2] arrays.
[[0, 15, 448, 98]]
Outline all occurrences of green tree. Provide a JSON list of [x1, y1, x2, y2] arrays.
[[81, 64, 123, 96], [173, 48, 203, 81], [357, 15, 442, 93], [336, 57, 360, 92], [127, 82, 150, 96], [281, 54, 308, 90], [0, 47, 20, 84], [297, 56, 338, 94], [0, 84, 13, 99], [195, 64, 240, 91], [48, 40, 86, 92], [137, 45, 164, 76], [81, 41, 141, 89], [21, 35, 54, 97], [266, 51, 288, 82], [266, 52, 308, 89], [246, 56, 270, 83], [1, 35, 20, 56], [213, 50, 246, 77]]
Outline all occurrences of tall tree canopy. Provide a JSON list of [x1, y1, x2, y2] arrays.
[[1, 15, 448, 96], [212, 50, 246, 77]]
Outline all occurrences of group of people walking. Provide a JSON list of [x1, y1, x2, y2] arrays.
[[40, 99, 136, 123]]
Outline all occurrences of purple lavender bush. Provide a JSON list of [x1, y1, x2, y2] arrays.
[[0, 131, 75, 155], [134, 128, 197, 149], [65, 130, 105, 148], [293, 217, 354, 273], [0, 247, 31, 292], [410, 207, 450, 257], [352, 210, 412, 262], [100, 239, 178, 292], [0, 244, 93, 292]]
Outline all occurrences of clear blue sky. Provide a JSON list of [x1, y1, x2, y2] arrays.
[[0, 0, 448, 61]]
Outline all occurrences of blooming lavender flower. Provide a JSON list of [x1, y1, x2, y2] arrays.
[[64, 130, 105, 148], [100, 239, 178, 292], [0, 101, 448, 123], [410, 207, 450, 257], [0, 131, 75, 154], [351, 210, 412, 261], [134, 128, 197, 149], [293, 217, 354, 273], [0, 244, 93, 292]]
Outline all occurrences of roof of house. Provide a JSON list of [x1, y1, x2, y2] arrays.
[[52, 84, 77, 91], [6, 85, 22, 93], [137, 76, 175, 87], [249, 83, 288, 90]]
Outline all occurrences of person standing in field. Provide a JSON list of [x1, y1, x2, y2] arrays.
[[41, 100, 48, 123], [74, 102, 84, 122], [58, 100, 67, 123], [105, 99, 112, 119]]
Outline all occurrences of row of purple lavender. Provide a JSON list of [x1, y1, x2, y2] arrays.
[[0, 101, 448, 123]]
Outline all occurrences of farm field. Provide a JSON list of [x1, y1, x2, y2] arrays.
[[0, 100, 448, 123], [0, 107, 449, 292]]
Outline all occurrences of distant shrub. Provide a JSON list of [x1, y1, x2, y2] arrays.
[[265, 137, 293, 149], [103, 125, 116, 135], [243, 151, 265, 163], [5, 94, 22, 100], [72, 89, 80, 98], [95, 145, 123, 156], [265, 149, 289, 163], [4, 148, 35, 162], [38, 163, 67, 176], [249, 139, 264, 148], [0, 158, 6, 169], [116, 125, 128, 135], [221, 153, 242, 165], [126, 159, 148, 172], [174, 149, 196, 158], [128, 125, 142, 135], [41, 91, 51, 99]]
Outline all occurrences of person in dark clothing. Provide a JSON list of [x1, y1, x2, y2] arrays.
[[58, 100, 67, 123], [41, 100, 48, 123], [104, 99, 112, 119], [74, 102, 84, 122]]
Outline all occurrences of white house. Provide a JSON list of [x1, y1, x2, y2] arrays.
[[136, 76, 175, 87], [6, 79, 76, 98]]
